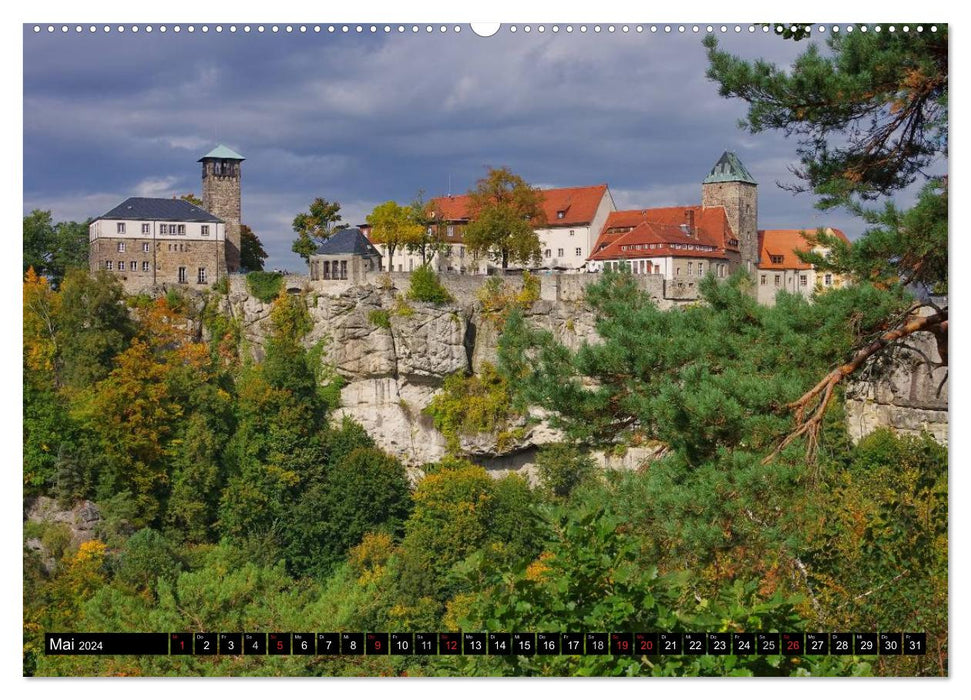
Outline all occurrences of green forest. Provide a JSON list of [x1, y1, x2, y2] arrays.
[[22, 26, 948, 677]]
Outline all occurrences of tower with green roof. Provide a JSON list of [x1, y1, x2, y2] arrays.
[[200, 145, 244, 273], [702, 151, 759, 273]]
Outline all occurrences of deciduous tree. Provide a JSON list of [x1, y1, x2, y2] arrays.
[[292, 198, 349, 262], [463, 168, 546, 269], [366, 200, 424, 272]]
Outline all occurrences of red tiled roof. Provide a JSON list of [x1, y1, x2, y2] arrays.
[[589, 205, 737, 262], [757, 228, 849, 270], [589, 221, 731, 262], [429, 184, 609, 228]]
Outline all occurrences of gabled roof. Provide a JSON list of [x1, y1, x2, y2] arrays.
[[591, 205, 737, 261], [313, 227, 381, 257], [96, 197, 223, 223], [703, 151, 757, 185], [198, 144, 245, 161], [589, 221, 731, 262], [757, 228, 850, 270], [428, 184, 609, 228]]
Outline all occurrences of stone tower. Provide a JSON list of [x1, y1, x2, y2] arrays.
[[200, 145, 244, 274], [702, 151, 759, 273]]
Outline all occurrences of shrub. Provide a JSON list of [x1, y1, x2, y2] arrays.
[[213, 276, 230, 295], [535, 443, 598, 499], [368, 309, 391, 328], [424, 363, 518, 453], [476, 271, 539, 322], [407, 265, 453, 305], [393, 294, 415, 317], [246, 271, 284, 303]]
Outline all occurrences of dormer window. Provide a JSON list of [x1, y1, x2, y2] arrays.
[[557, 210, 565, 219], [770, 255, 784, 264]]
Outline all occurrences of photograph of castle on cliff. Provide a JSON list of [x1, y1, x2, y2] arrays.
[[22, 23, 948, 679]]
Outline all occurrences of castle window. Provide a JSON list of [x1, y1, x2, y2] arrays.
[[687, 262, 693, 275], [341, 261, 348, 280], [774, 274, 781, 287], [198, 267, 207, 284], [447, 226, 454, 237], [178, 267, 187, 283], [576, 247, 582, 257], [201, 225, 210, 236], [131, 261, 137, 272], [557, 210, 565, 219], [160, 224, 168, 234], [824, 273, 833, 286], [800, 274, 808, 286], [141, 223, 150, 234], [557, 248, 564, 258], [459, 247, 465, 259], [545, 249, 551, 259], [178, 225, 186, 235], [570, 229, 575, 236], [105, 260, 113, 270], [770, 255, 784, 264], [118, 261, 125, 271], [116, 222, 125, 234], [142, 261, 149, 272], [142, 243, 150, 253], [117, 242, 126, 253], [698, 263, 704, 276]]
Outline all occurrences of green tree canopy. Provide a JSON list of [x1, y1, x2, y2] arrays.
[[366, 200, 424, 271], [463, 167, 546, 269], [291, 198, 349, 262], [407, 190, 450, 266], [239, 224, 268, 272], [23, 210, 90, 286]]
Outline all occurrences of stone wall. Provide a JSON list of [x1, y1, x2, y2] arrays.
[[92, 238, 228, 293], [844, 330, 948, 445], [202, 165, 241, 273]]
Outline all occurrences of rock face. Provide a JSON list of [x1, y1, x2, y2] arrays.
[[209, 278, 949, 471], [845, 331, 948, 445]]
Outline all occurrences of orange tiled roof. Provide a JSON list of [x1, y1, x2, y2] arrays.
[[589, 205, 736, 261], [758, 228, 849, 270], [429, 184, 609, 228], [589, 221, 731, 262]]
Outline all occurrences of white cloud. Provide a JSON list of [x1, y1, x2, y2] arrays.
[[133, 176, 181, 197]]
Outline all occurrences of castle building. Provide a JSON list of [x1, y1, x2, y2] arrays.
[[362, 184, 616, 274], [89, 145, 243, 288], [587, 152, 846, 301], [756, 228, 849, 305]]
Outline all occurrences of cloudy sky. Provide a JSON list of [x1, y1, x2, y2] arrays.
[[22, 23, 935, 271]]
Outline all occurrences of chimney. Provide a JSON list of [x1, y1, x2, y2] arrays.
[[686, 209, 695, 235]]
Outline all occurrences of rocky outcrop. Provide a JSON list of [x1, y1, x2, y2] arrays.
[[845, 331, 948, 444]]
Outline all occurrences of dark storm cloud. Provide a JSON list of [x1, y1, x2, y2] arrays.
[[24, 25, 867, 269]]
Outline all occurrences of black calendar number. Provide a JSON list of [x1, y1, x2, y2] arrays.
[[756, 633, 779, 655], [904, 633, 926, 655], [635, 633, 658, 655], [733, 633, 755, 655], [489, 633, 512, 655], [707, 633, 730, 655], [194, 633, 216, 656], [268, 633, 290, 655], [244, 633, 265, 655], [415, 633, 437, 655], [439, 633, 461, 655], [391, 633, 413, 655], [219, 633, 242, 656], [537, 633, 560, 655], [585, 633, 609, 655], [366, 633, 389, 655], [878, 633, 902, 655], [658, 632, 682, 655], [341, 632, 364, 655], [684, 633, 705, 655], [513, 633, 535, 656], [463, 633, 486, 655], [170, 633, 192, 656], [316, 633, 339, 655], [293, 633, 314, 655], [610, 633, 634, 655], [830, 633, 853, 656], [855, 633, 877, 655], [805, 633, 828, 655], [561, 633, 584, 655], [782, 633, 803, 656]]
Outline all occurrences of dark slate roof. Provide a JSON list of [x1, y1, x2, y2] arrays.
[[314, 228, 381, 257], [96, 197, 223, 223], [703, 151, 758, 185]]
